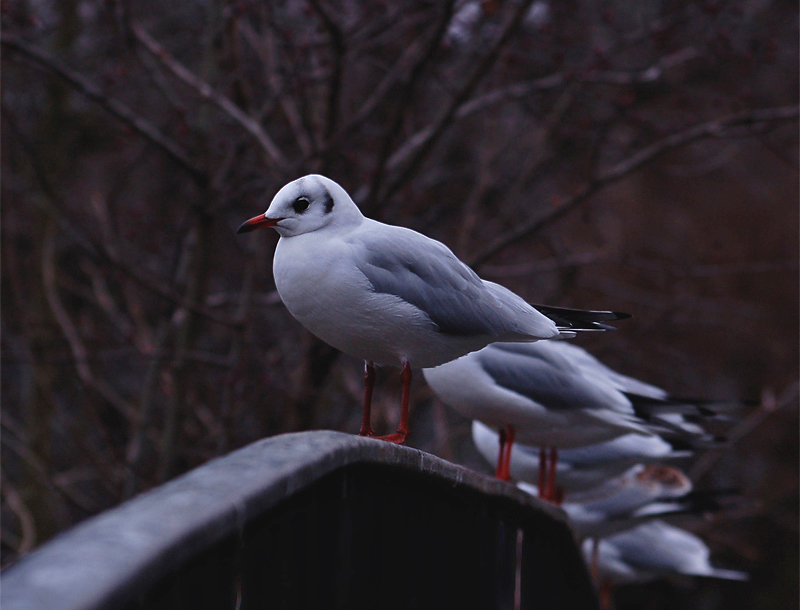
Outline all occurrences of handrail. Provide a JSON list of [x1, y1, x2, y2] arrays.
[[1, 431, 598, 609]]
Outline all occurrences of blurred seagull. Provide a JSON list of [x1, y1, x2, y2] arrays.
[[519, 463, 693, 525], [238, 175, 628, 443], [584, 520, 748, 585], [472, 420, 693, 494], [584, 520, 747, 609], [425, 339, 715, 492]]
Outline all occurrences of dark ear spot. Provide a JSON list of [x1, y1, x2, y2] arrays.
[[323, 190, 334, 214], [292, 197, 310, 214]]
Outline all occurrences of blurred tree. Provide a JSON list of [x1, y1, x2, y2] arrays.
[[1, 1, 797, 607]]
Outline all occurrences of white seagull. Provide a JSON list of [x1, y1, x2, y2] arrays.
[[518, 463, 693, 524], [238, 175, 628, 443], [584, 520, 748, 585], [471, 420, 693, 494], [424, 339, 712, 491]]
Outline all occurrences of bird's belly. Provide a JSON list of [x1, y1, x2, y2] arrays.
[[274, 254, 485, 367]]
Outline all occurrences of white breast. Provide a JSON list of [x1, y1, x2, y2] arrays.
[[272, 231, 493, 368]]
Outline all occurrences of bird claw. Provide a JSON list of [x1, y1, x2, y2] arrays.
[[373, 431, 407, 444]]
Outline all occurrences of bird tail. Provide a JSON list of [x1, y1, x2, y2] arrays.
[[705, 568, 750, 581], [532, 304, 632, 331]]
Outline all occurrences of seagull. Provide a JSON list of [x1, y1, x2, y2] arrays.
[[518, 463, 693, 524], [424, 339, 715, 491], [583, 520, 747, 609], [584, 520, 748, 586], [471, 420, 693, 494], [238, 174, 628, 443]]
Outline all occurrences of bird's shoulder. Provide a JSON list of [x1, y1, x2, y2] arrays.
[[353, 219, 482, 287]]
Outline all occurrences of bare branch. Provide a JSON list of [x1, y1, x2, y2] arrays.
[[131, 23, 289, 170], [369, 46, 699, 174], [2, 484, 37, 556], [362, 0, 457, 210], [689, 383, 799, 482], [468, 104, 799, 268], [599, 105, 798, 183], [582, 47, 701, 85], [453, 74, 565, 120], [481, 251, 607, 279], [124, 321, 171, 498], [379, 0, 538, 206], [316, 34, 430, 173], [41, 220, 138, 421], [308, 0, 346, 142], [1, 36, 207, 186], [157, 213, 215, 483], [237, 21, 314, 158], [492, 81, 580, 227], [3, 108, 240, 329]]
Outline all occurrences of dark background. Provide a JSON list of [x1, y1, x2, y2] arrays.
[[2, 1, 797, 608]]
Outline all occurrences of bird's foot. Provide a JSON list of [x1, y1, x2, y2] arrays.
[[496, 464, 512, 481], [358, 426, 376, 437], [373, 431, 407, 444]]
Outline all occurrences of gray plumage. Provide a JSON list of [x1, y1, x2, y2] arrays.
[[356, 228, 558, 340], [477, 342, 629, 412]]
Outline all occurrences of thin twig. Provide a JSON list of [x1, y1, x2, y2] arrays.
[[309, 0, 346, 142], [363, 0, 457, 211], [41, 220, 137, 421], [132, 23, 288, 170], [2, 108, 239, 329], [378, 46, 698, 180], [481, 251, 606, 279], [379, 0, 538, 207], [582, 47, 701, 85], [218, 253, 256, 454], [2, 484, 37, 556], [302, 8, 452, 171], [157, 212, 215, 483], [452, 73, 565, 121], [468, 104, 799, 268], [2, 419, 102, 512], [689, 383, 799, 482], [1, 36, 207, 186], [237, 21, 313, 158], [124, 321, 171, 498], [495, 80, 580, 225]]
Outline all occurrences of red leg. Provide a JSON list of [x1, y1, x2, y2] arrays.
[[376, 362, 411, 444], [599, 578, 614, 610], [538, 447, 547, 498], [498, 425, 516, 481], [589, 538, 600, 584], [495, 427, 508, 478], [358, 362, 376, 437], [545, 447, 558, 502]]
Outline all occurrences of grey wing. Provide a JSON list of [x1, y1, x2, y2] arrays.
[[356, 225, 556, 339], [478, 343, 630, 412], [546, 340, 669, 399], [609, 522, 703, 572]]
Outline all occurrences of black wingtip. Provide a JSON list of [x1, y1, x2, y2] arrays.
[[533, 304, 633, 331]]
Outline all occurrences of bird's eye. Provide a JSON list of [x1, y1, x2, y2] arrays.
[[292, 197, 311, 214]]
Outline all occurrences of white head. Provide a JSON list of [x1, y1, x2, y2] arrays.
[[634, 464, 693, 498], [237, 174, 363, 238]]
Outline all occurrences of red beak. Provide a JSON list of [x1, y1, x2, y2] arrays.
[[236, 214, 283, 234]]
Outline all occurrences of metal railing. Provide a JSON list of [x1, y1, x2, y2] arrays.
[[1, 431, 598, 610]]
